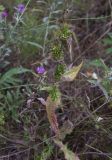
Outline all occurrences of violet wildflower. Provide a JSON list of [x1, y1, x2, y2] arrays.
[[1, 10, 8, 18], [36, 66, 45, 74], [17, 4, 25, 13]]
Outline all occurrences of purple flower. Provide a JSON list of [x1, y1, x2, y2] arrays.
[[1, 10, 8, 18], [36, 66, 45, 74], [17, 4, 25, 13]]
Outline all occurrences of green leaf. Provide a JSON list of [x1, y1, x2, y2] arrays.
[[6, 91, 13, 103], [0, 5, 5, 12], [103, 38, 112, 45], [0, 67, 31, 87], [88, 59, 109, 71], [40, 86, 53, 91], [106, 47, 112, 54], [108, 32, 112, 38], [26, 41, 43, 49], [89, 59, 103, 67], [49, 25, 59, 30]]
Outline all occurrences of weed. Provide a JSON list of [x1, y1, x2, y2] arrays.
[[58, 24, 72, 40], [0, 0, 112, 160], [54, 63, 65, 80], [4, 89, 24, 122], [49, 85, 61, 102], [52, 44, 63, 60]]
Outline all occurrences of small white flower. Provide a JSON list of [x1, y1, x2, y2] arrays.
[[96, 117, 103, 122], [92, 72, 98, 80]]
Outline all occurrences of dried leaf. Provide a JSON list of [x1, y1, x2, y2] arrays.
[[54, 139, 80, 160], [27, 99, 33, 108], [37, 97, 46, 106], [46, 96, 61, 134], [67, 37, 73, 61], [62, 62, 83, 81], [59, 119, 73, 140]]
